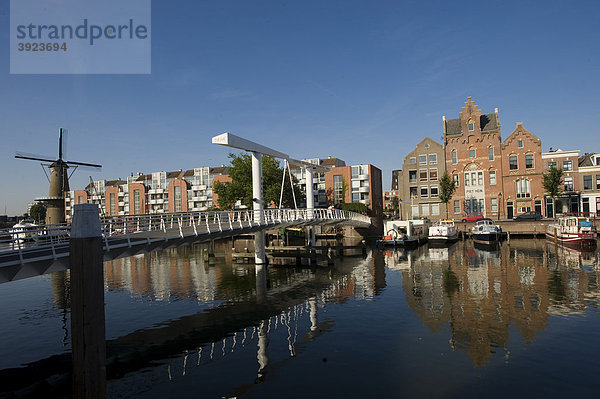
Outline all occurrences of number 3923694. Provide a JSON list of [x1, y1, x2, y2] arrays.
[[17, 42, 67, 52]]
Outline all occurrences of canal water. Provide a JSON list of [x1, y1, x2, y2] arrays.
[[1, 238, 600, 398]]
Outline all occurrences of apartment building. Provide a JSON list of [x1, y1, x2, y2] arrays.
[[443, 97, 504, 219], [324, 164, 383, 218], [541, 149, 581, 216], [578, 153, 600, 216], [64, 166, 229, 219], [399, 137, 446, 220], [291, 157, 346, 208]]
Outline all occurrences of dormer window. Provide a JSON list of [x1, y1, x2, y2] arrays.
[[468, 121, 474, 131]]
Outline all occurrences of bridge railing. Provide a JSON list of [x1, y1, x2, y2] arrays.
[[0, 208, 371, 255]]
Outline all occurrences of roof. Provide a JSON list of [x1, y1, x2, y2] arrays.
[[136, 174, 152, 182], [579, 153, 595, 167], [105, 179, 125, 187], [445, 113, 499, 135], [320, 158, 345, 167], [210, 166, 228, 174], [167, 171, 183, 179]]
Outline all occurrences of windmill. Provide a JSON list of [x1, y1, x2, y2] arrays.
[[15, 128, 102, 225]]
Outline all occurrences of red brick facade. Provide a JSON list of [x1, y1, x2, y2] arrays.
[[168, 179, 189, 213], [105, 186, 119, 217], [128, 183, 146, 215]]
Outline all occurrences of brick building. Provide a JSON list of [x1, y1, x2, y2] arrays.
[[500, 122, 544, 218], [443, 97, 503, 219], [324, 164, 383, 219]]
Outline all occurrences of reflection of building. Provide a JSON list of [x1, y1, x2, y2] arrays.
[[389, 240, 600, 367]]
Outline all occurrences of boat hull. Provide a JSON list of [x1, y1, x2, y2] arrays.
[[472, 232, 500, 245], [545, 231, 597, 247]]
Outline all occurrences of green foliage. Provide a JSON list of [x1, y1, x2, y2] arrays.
[[338, 202, 367, 214], [543, 166, 564, 199], [439, 172, 456, 217], [391, 196, 400, 215], [213, 153, 305, 210], [29, 203, 47, 224]]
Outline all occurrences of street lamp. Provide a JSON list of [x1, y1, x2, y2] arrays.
[[498, 192, 502, 221]]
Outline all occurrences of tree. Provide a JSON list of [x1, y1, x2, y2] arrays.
[[439, 172, 457, 218], [543, 166, 564, 218], [29, 202, 47, 224], [213, 153, 305, 210], [391, 196, 400, 216]]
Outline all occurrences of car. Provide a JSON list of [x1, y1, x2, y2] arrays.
[[513, 211, 542, 221], [461, 212, 484, 222]]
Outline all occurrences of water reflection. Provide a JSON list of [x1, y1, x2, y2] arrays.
[[384, 239, 600, 367]]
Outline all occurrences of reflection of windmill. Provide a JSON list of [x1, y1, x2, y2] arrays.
[[15, 128, 102, 225]]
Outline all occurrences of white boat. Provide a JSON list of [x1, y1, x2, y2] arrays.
[[378, 219, 430, 247], [471, 218, 501, 245], [428, 219, 458, 244], [9, 221, 39, 247], [546, 214, 597, 247]]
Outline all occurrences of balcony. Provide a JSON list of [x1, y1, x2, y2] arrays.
[[358, 186, 369, 193], [192, 185, 207, 191]]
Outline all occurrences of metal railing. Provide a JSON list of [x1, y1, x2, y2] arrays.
[[0, 208, 371, 266]]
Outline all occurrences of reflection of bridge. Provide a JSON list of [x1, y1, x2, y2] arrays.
[[0, 208, 371, 283]]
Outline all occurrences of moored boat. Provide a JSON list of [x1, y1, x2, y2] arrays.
[[545, 213, 597, 247], [471, 218, 501, 245], [377, 219, 429, 247], [428, 219, 458, 244]]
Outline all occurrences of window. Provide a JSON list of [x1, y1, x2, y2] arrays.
[[564, 176, 573, 191], [489, 170, 496, 185], [468, 122, 474, 131], [333, 175, 344, 204], [518, 140, 523, 148], [420, 186, 428, 198], [133, 189, 141, 214], [488, 147, 494, 161], [110, 193, 116, 216], [409, 186, 418, 198], [453, 173, 459, 187], [596, 175, 600, 189], [174, 185, 182, 212], [471, 173, 477, 186], [491, 198, 498, 212], [351, 180, 360, 192], [453, 200, 460, 214], [429, 154, 437, 165], [409, 170, 417, 183], [451, 150, 457, 165], [77, 195, 83, 204], [547, 161, 557, 169], [352, 193, 360, 202], [464, 172, 470, 186], [478, 172, 483, 186], [421, 204, 429, 216], [431, 203, 440, 215], [429, 168, 438, 181], [584, 175, 593, 190], [419, 169, 428, 181], [516, 179, 531, 198], [411, 205, 419, 217], [509, 155, 518, 170], [469, 148, 476, 158], [419, 155, 427, 165], [430, 186, 439, 197], [351, 166, 359, 178], [409, 157, 416, 164], [563, 160, 573, 171], [525, 154, 534, 169]]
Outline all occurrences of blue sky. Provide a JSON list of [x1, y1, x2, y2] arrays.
[[1, 0, 600, 215]]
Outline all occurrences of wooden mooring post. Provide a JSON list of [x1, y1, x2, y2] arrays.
[[70, 204, 106, 399]]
